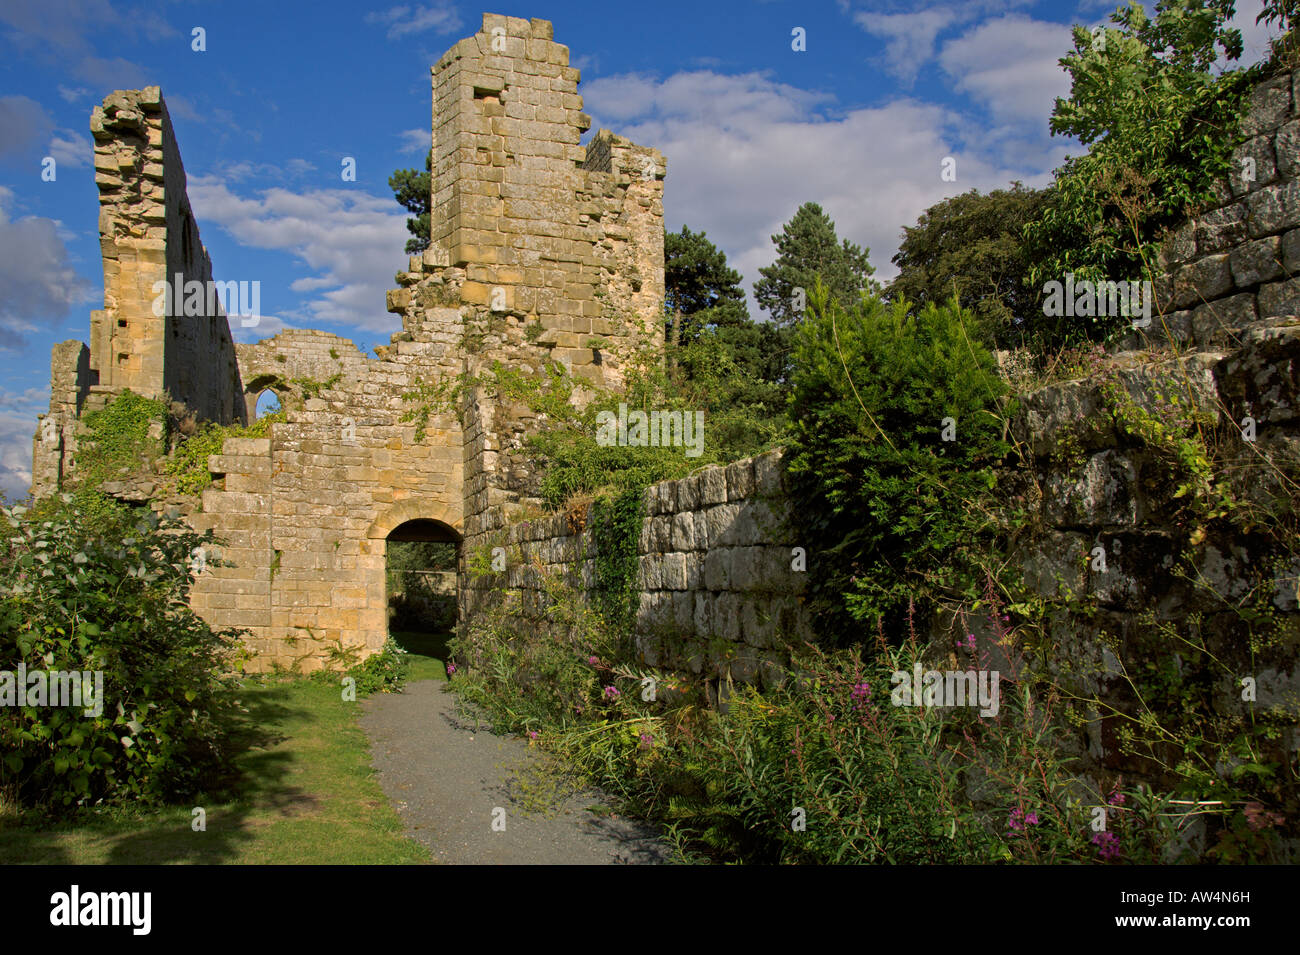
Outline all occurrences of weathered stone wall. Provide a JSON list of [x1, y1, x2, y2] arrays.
[[469, 449, 812, 687], [1136, 70, 1300, 350], [32, 15, 665, 672]]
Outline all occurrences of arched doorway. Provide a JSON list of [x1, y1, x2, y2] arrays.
[[385, 518, 460, 665]]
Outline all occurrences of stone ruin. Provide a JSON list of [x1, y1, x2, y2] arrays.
[[31, 13, 667, 671]]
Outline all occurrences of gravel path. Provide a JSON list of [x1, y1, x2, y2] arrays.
[[358, 679, 673, 865]]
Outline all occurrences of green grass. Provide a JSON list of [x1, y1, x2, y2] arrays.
[[391, 628, 451, 682], [0, 676, 431, 865], [0, 629, 455, 864]]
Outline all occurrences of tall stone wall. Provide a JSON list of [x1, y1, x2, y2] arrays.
[[468, 450, 812, 688], [1138, 71, 1300, 350], [32, 15, 665, 672]]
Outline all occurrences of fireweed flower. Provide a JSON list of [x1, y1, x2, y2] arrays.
[[446, 663, 456, 675], [638, 732, 653, 748], [1107, 790, 1125, 806], [528, 730, 539, 740], [1091, 831, 1121, 860], [603, 685, 620, 700], [1008, 808, 1025, 831], [588, 656, 599, 665], [1026, 811, 1039, 826], [962, 634, 977, 651], [851, 683, 871, 699]]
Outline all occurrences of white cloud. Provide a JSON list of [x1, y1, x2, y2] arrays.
[[0, 95, 54, 162], [398, 128, 430, 155], [48, 129, 91, 169], [57, 85, 90, 103], [938, 15, 1075, 129], [0, 187, 94, 350], [188, 176, 409, 334], [854, 9, 962, 83], [581, 70, 1049, 311], [0, 385, 50, 501], [365, 4, 462, 41]]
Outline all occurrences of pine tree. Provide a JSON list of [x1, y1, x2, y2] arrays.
[[388, 151, 432, 254], [664, 226, 750, 347], [753, 202, 875, 330]]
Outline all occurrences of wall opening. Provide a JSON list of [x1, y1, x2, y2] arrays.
[[254, 388, 281, 419], [386, 519, 460, 662]]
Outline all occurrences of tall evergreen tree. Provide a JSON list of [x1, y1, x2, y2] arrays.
[[664, 225, 750, 348], [388, 151, 432, 254], [753, 202, 875, 329]]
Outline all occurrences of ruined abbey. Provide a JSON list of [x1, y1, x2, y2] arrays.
[[31, 14, 670, 671]]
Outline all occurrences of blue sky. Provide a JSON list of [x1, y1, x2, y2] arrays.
[[0, 0, 1280, 497]]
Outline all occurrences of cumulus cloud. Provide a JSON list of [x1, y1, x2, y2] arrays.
[[854, 8, 964, 83], [0, 385, 49, 501], [365, 4, 462, 41], [938, 16, 1074, 130], [188, 176, 409, 334], [48, 129, 92, 169], [0, 187, 94, 350], [581, 69, 1047, 309]]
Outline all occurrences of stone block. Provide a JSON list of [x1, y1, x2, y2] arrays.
[[1045, 450, 1141, 527], [699, 465, 727, 505], [704, 548, 731, 590], [1196, 203, 1248, 252], [671, 511, 695, 550], [1229, 235, 1283, 287], [754, 446, 780, 493], [1240, 74, 1292, 137], [1246, 180, 1300, 237], [725, 459, 755, 501], [1168, 254, 1233, 310], [1191, 292, 1257, 345], [1230, 134, 1277, 195]]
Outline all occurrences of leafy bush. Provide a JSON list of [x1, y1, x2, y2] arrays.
[[343, 639, 410, 697], [0, 493, 243, 811], [165, 410, 286, 495], [1022, 0, 1257, 345], [785, 287, 1012, 643], [73, 390, 169, 488]]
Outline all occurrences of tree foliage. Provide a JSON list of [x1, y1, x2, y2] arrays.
[[1022, 0, 1256, 345], [753, 201, 876, 331], [785, 286, 1011, 643], [889, 184, 1047, 348], [389, 150, 432, 255]]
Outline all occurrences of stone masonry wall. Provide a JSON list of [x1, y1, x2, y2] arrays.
[[33, 15, 665, 673], [1136, 70, 1300, 350], [469, 449, 812, 688]]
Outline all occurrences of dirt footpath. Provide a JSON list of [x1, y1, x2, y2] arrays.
[[358, 679, 672, 865]]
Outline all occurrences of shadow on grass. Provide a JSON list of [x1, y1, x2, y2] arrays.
[[0, 682, 312, 865]]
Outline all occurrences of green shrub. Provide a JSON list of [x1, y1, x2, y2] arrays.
[[785, 287, 1012, 643], [164, 410, 285, 495], [0, 494, 243, 812], [73, 390, 169, 489], [342, 639, 410, 697]]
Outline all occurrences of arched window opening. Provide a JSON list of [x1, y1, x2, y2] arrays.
[[254, 388, 281, 419]]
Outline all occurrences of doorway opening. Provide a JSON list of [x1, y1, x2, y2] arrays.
[[386, 519, 459, 664]]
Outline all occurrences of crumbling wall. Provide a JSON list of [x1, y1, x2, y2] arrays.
[[32, 14, 668, 672]]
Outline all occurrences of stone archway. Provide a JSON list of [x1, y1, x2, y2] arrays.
[[367, 502, 463, 660]]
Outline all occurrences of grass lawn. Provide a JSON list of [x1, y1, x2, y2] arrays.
[[0, 631, 450, 865]]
